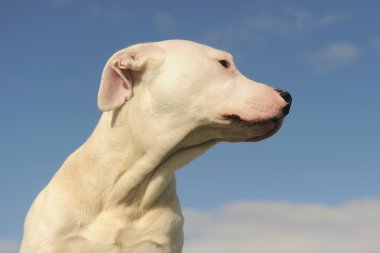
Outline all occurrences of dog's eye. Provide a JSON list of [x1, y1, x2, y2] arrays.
[[219, 59, 230, 69]]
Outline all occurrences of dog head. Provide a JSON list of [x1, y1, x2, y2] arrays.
[[98, 40, 291, 144]]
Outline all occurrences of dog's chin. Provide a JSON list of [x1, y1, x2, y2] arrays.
[[224, 118, 284, 143]]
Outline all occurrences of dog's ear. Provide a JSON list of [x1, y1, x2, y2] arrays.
[[98, 49, 146, 112]]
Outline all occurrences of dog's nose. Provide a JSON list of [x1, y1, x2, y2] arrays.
[[275, 89, 292, 116]]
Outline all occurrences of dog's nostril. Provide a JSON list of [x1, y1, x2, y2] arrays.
[[275, 89, 292, 116], [282, 104, 291, 116], [275, 89, 292, 104]]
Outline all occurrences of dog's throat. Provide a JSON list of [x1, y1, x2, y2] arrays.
[[107, 138, 216, 212], [139, 139, 216, 209]]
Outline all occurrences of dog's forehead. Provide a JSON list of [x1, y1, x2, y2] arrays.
[[156, 39, 231, 59]]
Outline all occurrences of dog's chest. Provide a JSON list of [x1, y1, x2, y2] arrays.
[[78, 205, 184, 252]]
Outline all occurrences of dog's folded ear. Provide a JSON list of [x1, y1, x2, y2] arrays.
[[98, 50, 140, 112], [98, 44, 163, 112]]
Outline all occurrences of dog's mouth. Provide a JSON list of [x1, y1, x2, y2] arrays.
[[222, 114, 284, 142]]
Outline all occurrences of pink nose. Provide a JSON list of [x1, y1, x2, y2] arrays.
[[275, 89, 292, 116]]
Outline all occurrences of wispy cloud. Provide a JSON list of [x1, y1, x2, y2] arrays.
[[199, 6, 347, 48], [0, 239, 19, 253], [183, 200, 380, 253], [370, 37, 380, 54], [90, 2, 134, 24], [244, 6, 347, 35], [153, 11, 178, 34], [305, 42, 359, 72], [50, 0, 75, 6], [88, 4, 178, 35]]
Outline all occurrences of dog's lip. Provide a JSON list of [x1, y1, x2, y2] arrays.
[[244, 118, 283, 142], [222, 115, 284, 142]]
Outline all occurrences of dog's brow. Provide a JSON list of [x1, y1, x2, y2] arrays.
[[224, 52, 234, 61]]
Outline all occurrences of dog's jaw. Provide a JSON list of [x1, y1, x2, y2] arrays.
[[220, 113, 285, 142], [244, 118, 284, 142]]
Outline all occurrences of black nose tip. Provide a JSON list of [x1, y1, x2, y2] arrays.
[[275, 89, 292, 116]]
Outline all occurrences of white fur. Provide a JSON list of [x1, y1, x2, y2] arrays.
[[21, 40, 289, 253]]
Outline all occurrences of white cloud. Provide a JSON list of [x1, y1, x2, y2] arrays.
[[183, 200, 380, 253], [4, 200, 379, 253], [0, 239, 19, 253], [305, 43, 359, 72]]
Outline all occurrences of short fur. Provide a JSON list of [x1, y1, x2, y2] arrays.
[[21, 40, 290, 253]]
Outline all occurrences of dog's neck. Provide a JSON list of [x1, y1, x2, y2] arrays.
[[84, 105, 215, 216]]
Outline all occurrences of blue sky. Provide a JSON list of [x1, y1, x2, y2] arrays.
[[1, 0, 380, 252]]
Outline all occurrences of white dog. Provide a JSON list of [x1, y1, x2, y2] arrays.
[[21, 40, 291, 253]]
